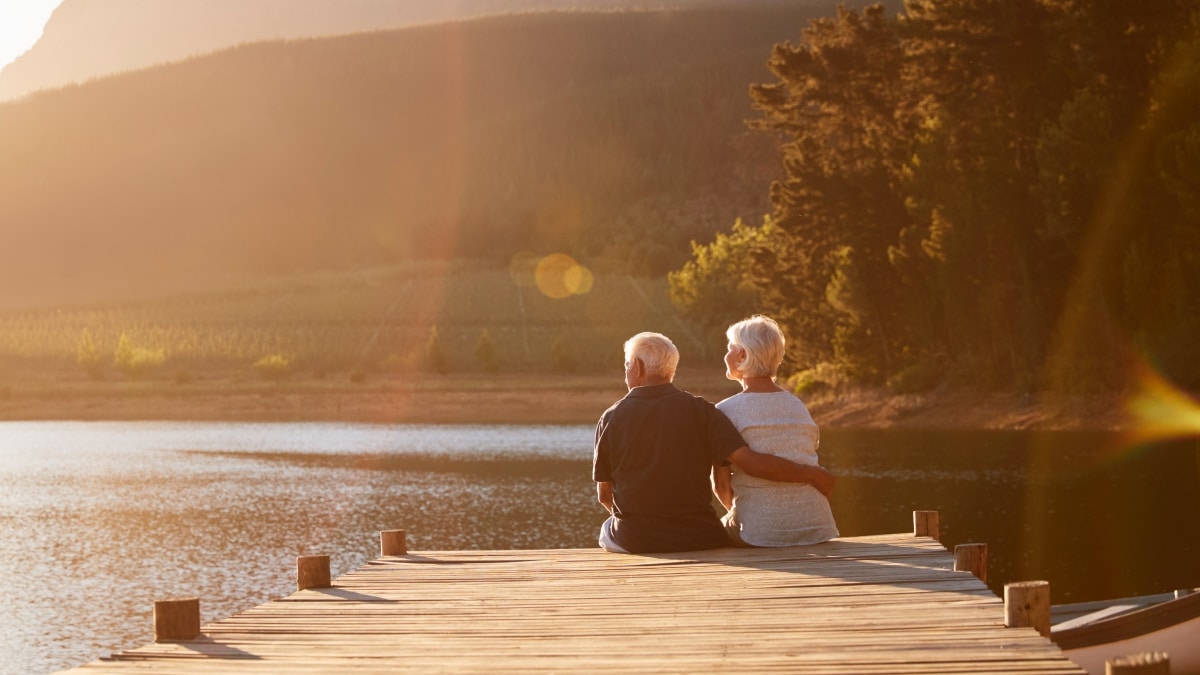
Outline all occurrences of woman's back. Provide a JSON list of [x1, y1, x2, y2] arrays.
[[717, 391, 838, 546]]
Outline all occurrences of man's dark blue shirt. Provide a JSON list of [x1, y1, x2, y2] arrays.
[[593, 382, 746, 553]]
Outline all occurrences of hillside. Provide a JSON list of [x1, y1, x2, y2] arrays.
[[0, 0, 742, 101], [0, 3, 884, 310], [0, 261, 707, 375]]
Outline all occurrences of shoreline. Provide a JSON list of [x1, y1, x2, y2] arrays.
[[0, 371, 1130, 431]]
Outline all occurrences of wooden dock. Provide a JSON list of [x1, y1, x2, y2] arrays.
[[64, 529, 1088, 674]]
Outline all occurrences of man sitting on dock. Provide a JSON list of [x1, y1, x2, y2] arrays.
[[593, 332, 836, 553]]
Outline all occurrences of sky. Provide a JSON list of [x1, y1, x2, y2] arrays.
[[0, 0, 64, 71]]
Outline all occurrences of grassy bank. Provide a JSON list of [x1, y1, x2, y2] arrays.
[[0, 369, 737, 425], [0, 364, 1126, 430], [0, 262, 1130, 430]]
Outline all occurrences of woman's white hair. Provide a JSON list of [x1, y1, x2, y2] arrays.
[[726, 315, 785, 378], [624, 332, 679, 379]]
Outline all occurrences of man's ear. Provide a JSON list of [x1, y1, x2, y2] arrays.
[[629, 357, 649, 386]]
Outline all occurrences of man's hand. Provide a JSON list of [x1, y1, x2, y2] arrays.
[[597, 481, 615, 514], [805, 465, 836, 498], [728, 446, 836, 498], [711, 465, 734, 510]]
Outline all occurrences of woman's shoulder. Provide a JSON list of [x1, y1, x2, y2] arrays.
[[715, 391, 753, 411], [719, 390, 813, 419]]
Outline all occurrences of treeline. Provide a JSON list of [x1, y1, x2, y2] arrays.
[[0, 3, 864, 310], [672, 0, 1200, 393]]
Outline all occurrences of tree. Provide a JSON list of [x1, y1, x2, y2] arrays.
[[76, 328, 103, 380], [1040, 1, 1200, 390], [674, 0, 1200, 391], [474, 329, 500, 373], [253, 354, 291, 381], [113, 333, 166, 379], [746, 4, 914, 375], [668, 217, 774, 355]]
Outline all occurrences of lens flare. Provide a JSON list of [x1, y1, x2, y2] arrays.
[[1125, 358, 1200, 445], [531, 253, 593, 300], [564, 263, 594, 295]]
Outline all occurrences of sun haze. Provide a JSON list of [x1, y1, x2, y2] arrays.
[[0, 0, 62, 70]]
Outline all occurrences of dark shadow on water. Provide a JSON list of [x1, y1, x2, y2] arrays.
[[822, 430, 1200, 602]]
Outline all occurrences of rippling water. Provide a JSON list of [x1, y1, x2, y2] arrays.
[[2, 422, 1197, 674], [0, 422, 599, 675]]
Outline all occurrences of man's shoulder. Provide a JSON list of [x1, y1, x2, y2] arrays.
[[652, 385, 721, 414], [715, 392, 741, 411], [597, 389, 647, 423], [597, 398, 623, 427], [599, 385, 714, 421]]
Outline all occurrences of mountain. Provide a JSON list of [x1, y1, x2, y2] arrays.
[[0, 2, 894, 310], [0, 0, 747, 101]]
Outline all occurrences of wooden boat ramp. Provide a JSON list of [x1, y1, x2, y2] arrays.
[[66, 512, 1145, 674]]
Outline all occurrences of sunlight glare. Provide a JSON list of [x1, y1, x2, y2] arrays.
[[1125, 358, 1200, 445]]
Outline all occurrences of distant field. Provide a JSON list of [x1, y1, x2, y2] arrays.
[[0, 261, 718, 383]]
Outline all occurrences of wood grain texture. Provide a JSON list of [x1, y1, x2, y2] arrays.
[[67, 534, 1085, 673]]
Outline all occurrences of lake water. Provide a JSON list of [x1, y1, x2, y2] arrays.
[[1, 421, 1198, 674]]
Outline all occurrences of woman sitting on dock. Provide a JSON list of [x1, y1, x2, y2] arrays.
[[712, 315, 839, 547]]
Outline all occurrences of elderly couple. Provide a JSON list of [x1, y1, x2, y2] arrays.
[[593, 315, 838, 553]]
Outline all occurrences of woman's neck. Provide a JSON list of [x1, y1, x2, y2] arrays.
[[740, 376, 782, 393]]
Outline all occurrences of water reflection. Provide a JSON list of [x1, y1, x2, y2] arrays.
[[0, 422, 598, 675], [0, 422, 1197, 675], [822, 429, 1200, 605]]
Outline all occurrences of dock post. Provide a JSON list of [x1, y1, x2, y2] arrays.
[[953, 543, 987, 583], [153, 598, 200, 642], [913, 510, 940, 540], [1106, 652, 1170, 674], [1004, 580, 1051, 637], [297, 555, 332, 590], [381, 529, 407, 556]]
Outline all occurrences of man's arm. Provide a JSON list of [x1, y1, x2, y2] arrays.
[[711, 465, 734, 511], [597, 481, 614, 514], [727, 446, 836, 497]]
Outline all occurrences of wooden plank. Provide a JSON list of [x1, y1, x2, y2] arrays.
[[64, 534, 1086, 674]]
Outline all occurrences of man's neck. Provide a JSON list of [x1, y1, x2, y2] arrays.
[[632, 376, 672, 389]]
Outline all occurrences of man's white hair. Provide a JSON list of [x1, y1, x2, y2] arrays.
[[726, 315, 785, 378], [624, 332, 679, 379]]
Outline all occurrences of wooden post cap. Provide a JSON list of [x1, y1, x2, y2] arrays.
[[153, 597, 200, 642], [297, 554, 332, 590], [381, 529, 407, 556], [913, 510, 940, 540], [954, 543, 988, 584], [1107, 651, 1170, 674], [1005, 580, 1051, 637]]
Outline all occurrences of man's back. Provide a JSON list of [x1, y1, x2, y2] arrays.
[[593, 382, 745, 553]]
